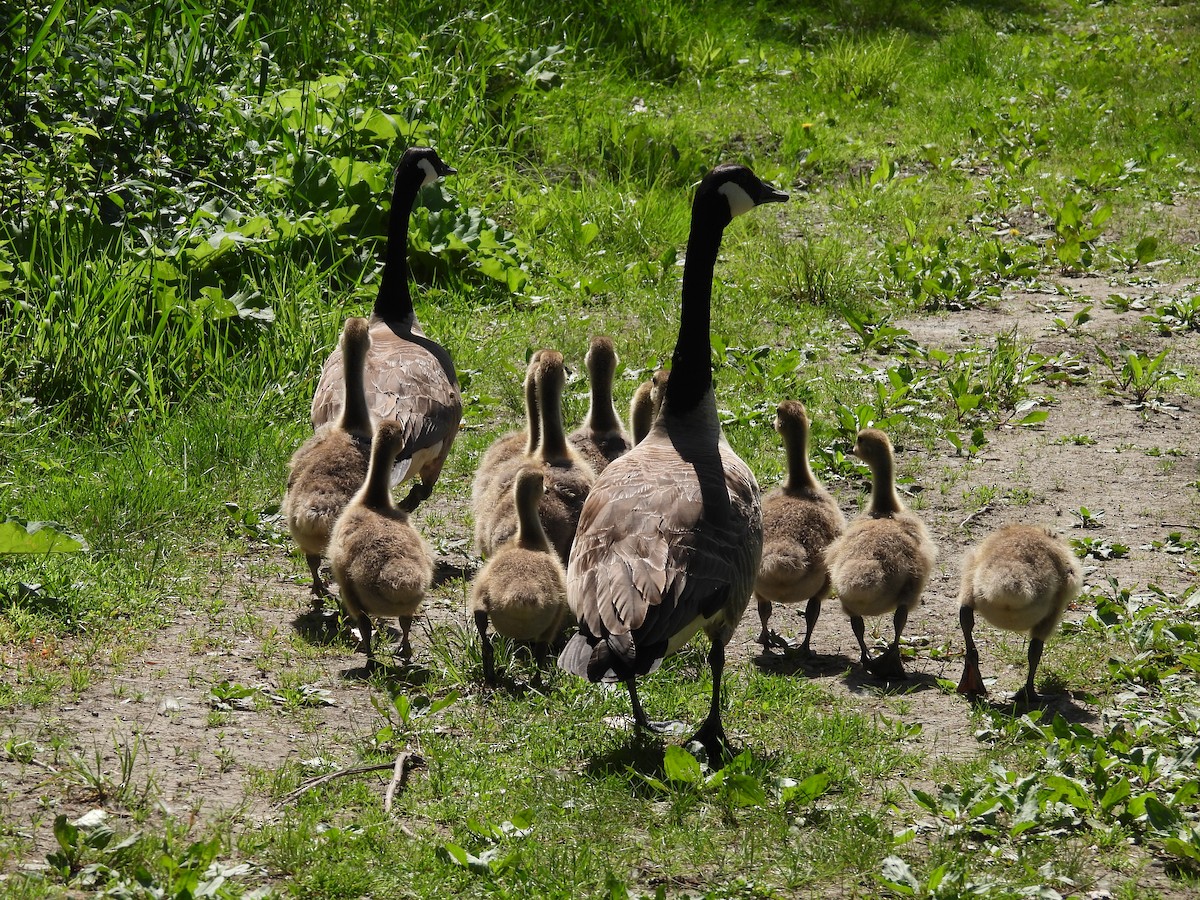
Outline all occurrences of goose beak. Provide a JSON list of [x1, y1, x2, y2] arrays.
[[759, 184, 789, 204], [439, 164, 458, 177]]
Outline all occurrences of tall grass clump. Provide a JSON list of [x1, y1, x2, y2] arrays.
[[812, 34, 908, 104]]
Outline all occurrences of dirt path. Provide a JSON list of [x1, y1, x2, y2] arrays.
[[2, 277, 1198, 878]]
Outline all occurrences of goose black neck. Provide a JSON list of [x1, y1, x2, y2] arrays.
[[374, 166, 423, 323], [667, 201, 727, 414]]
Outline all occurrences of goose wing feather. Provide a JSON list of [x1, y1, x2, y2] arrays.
[[566, 436, 761, 676], [311, 328, 461, 437]]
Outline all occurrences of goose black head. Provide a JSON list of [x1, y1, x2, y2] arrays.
[[399, 146, 457, 188], [695, 164, 789, 225]]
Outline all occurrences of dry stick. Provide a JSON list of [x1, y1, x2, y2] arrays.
[[959, 504, 992, 530], [276, 753, 425, 808], [1, 751, 58, 774], [383, 750, 417, 813]]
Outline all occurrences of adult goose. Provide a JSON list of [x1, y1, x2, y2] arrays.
[[283, 317, 373, 605], [311, 147, 461, 512], [824, 428, 936, 678], [569, 336, 632, 474], [956, 524, 1082, 702], [559, 164, 788, 758]]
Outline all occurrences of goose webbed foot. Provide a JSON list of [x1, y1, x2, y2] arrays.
[[1012, 684, 1040, 705], [756, 628, 797, 654], [687, 716, 734, 764], [626, 678, 687, 736], [864, 645, 907, 679], [643, 719, 689, 737], [956, 656, 987, 698]]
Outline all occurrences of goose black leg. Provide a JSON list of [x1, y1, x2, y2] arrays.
[[475, 611, 495, 684], [1013, 638, 1044, 704], [956, 606, 987, 697], [688, 639, 733, 761], [867, 605, 908, 678], [800, 598, 822, 655]]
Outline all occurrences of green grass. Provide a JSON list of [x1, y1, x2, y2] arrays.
[[3, 0, 1200, 896]]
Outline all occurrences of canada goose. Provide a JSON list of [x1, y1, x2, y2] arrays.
[[471, 351, 543, 554], [476, 350, 595, 563], [470, 466, 570, 683], [524, 349, 595, 563], [753, 400, 847, 654], [824, 428, 936, 678], [956, 524, 1082, 702], [310, 147, 461, 512], [569, 336, 632, 473], [629, 368, 669, 446], [283, 317, 373, 605], [559, 164, 788, 758], [328, 419, 434, 663]]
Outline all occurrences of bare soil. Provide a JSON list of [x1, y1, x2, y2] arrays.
[[2, 275, 1198, 892]]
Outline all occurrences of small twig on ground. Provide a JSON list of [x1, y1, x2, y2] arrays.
[[383, 751, 419, 813], [1, 751, 58, 774], [960, 505, 992, 530], [275, 753, 425, 808]]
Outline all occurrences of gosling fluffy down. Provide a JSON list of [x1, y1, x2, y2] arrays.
[[470, 466, 569, 683], [328, 419, 434, 662], [956, 524, 1082, 702], [824, 428, 937, 677], [752, 400, 846, 654], [283, 316, 373, 604]]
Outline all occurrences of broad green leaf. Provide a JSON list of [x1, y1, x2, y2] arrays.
[[628, 767, 669, 794], [1135, 236, 1159, 264], [782, 772, 831, 807], [0, 519, 87, 554], [1100, 777, 1131, 813], [720, 773, 767, 808], [663, 745, 702, 784], [1163, 833, 1200, 863]]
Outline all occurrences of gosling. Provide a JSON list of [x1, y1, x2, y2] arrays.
[[824, 428, 936, 677], [283, 317, 372, 606], [328, 420, 434, 663], [470, 466, 569, 683], [956, 524, 1082, 702], [753, 401, 846, 654]]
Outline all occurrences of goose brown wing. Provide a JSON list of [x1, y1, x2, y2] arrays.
[[566, 440, 762, 670], [311, 335, 462, 445]]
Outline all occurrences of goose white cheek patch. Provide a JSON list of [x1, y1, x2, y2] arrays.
[[718, 181, 756, 218], [418, 158, 440, 186]]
